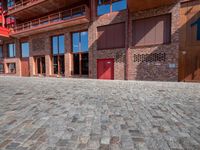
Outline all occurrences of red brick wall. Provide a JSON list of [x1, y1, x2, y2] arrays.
[[127, 3, 180, 81]]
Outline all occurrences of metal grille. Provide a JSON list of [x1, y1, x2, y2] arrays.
[[134, 53, 166, 62]]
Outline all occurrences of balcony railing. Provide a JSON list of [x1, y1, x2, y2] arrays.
[[12, 5, 89, 33], [8, 0, 41, 12]]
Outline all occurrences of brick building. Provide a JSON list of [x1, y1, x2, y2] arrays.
[[0, 0, 199, 81]]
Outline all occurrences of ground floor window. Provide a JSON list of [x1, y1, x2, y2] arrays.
[[0, 64, 4, 74], [35, 56, 46, 75], [73, 52, 88, 75], [53, 55, 65, 75], [7, 63, 16, 74]]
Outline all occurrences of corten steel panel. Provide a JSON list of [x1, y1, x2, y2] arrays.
[[0, 27, 10, 38], [97, 59, 114, 80], [97, 23, 125, 50], [21, 58, 30, 76], [179, 0, 200, 82], [133, 14, 171, 47], [128, 0, 177, 12]]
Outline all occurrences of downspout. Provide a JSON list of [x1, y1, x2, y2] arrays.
[[125, 8, 130, 80]]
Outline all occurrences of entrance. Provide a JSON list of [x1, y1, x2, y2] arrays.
[[21, 58, 30, 76], [35, 56, 46, 75], [97, 58, 114, 80]]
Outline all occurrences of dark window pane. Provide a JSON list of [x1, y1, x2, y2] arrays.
[[59, 35, 65, 54], [81, 53, 88, 75], [112, 0, 127, 12], [0, 64, 4, 74], [0, 46, 3, 58], [37, 58, 41, 74], [53, 56, 58, 74], [41, 57, 46, 74], [8, 63, 16, 73], [52, 36, 58, 55], [72, 33, 79, 53], [81, 31, 88, 52], [97, 0, 110, 16], [21, 42, 29, 58], [73, 54, 80, 75], [59, 55, 65, 75]]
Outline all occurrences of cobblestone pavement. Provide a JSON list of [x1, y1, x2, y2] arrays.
[[0, 77, 200, 150]]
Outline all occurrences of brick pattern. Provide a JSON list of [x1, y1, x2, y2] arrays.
[[127, 3, 180, 81], [1, 2, 181, 81]]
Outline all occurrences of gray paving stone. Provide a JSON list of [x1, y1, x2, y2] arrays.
[[0, 76, 200, 150]]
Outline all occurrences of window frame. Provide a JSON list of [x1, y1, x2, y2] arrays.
[[21, 42, 30, 58], [132, 14, 171, 48], [7, 63, 16, 74], [97, 0, 127, 16], [7, 43, 16, 58], [71, 31, 89, 76], [0, 45, 3, 58], [72, 31, 89, 53], [0, 63, 4, 74], [51, 34, 65, 75]]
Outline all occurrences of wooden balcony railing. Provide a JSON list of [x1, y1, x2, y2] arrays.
[[8, 0, 41, 12], [12, 5, 89, 33]]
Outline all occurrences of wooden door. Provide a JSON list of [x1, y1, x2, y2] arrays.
[[21, 58, 30, 76], [97, 59, 114, 80]]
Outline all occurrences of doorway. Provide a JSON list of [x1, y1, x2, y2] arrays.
[[97, 58, 114, 80], [35, 56, 46, 75]]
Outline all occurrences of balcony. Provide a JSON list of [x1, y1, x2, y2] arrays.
[[0, 27, 10, 38], [10, 5, 90, 38], [7, 0, 83, 21], [128, 0, 178, 12]]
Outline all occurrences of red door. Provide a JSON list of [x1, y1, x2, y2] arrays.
[[97, 59, 114, 80], [21, 58, 30, 76]]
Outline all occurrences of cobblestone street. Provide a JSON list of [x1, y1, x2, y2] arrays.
[[0, 77, 200, 150]]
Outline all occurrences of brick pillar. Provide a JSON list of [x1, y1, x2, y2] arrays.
[[29, 56, 34, 76], [45, 55, 51, 76], [65, 32, 71, 77], [15, 39, 21, 76]]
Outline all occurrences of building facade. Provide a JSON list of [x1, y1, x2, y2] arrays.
[[0, 0, 199, 81]]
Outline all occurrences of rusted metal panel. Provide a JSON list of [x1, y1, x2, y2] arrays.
[[133, 14, 171, 47], [97, 22, 125, 50]]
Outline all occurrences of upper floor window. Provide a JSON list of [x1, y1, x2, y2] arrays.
[[0, 46, 3, 58], [7, 0, 14, 8], [8, 43, 16, 58], [72, 31, 88, 53], [97, 0, 127, 16], [52, 35, 65, 55], [21, 42, 29, 58]]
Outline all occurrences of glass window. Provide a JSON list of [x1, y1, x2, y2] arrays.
[[0, 46, 3, 58], [8, 43, 16, 58], [52, 35, 65, 55], [72, 31, 88, 53], [7, 0, 14, 7], [0, 64, 4, 74], [112, 0, 127, 12], [7, 63, 16, 74], [21, 42, 29, 58], [97, 0, 127, 16]]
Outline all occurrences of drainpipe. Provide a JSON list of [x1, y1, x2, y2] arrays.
[[125, 9, 130, 80]]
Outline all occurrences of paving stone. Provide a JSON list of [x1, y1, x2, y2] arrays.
[[0, 77, 200, 150]]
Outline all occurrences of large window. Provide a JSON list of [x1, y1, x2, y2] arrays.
[[21, 42, 29, 58], [0, 46, 3, 58], [52, 35, 65, 75], [133, 14, 171, 47], [0, 64, 4, 74], [97, 0, 127, 16], [7, 63, 16, 74], [8, 43, 16, 58], [97, 23, 125, 49], [72, 31, 89, 75], [7, 0, 14, 7]]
